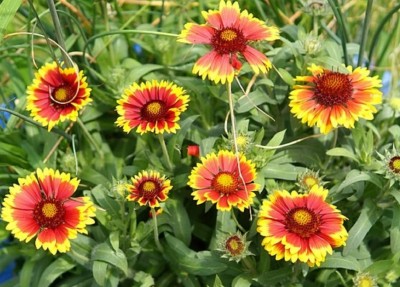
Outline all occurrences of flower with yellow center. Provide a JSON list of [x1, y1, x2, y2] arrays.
[[289, 64, 382, 134], [115, 80, 189, 134], [217, 232, 253, 262], [353, 272, 377, 287], [178, 0, 279, 84], [1, 168, 96, 254], [257, 185, 348, 267], [126, 170, 172, 207], [297, 169, 324, 191], [26, 61, 92, 131], [377, 145, 400, 185], [188, 150, 258, 211]]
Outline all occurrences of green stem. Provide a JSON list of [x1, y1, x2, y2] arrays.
[[0, 107, 72, 141], [158, 134, 173, 171], [231, 209, 246, 233], [327, 0, 349, 66], [76, 118, 104, 159], [151, 207, 163, 252], [357, 0, 374, 67], [241, 256, 257, 275], [47, 0, 71, 67], [368, 3, 400, 68]]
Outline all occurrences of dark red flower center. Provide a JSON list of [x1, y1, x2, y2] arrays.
[[50, 85, 77, 105], [141, 100, 167, 121], [212, 172, 238, 194], [33, 198, 65, 229], [225, 235, 245, 256], [211, 27, 247, 55], [389, 156, 400, 174], [313, 72, 353, 107], [285, 207, 321, 238], [139, 180, 160, 199]]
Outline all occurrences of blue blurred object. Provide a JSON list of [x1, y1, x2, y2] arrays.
[[0, 238, 15, 283], [132, 43, 143, 56], [0, 99, 15, 129], [0, 261, 15, 283], [381, 70, 392, 96]]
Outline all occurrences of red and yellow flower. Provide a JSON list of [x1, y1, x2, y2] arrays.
[[26, 61, 92, 131], [178, 0, 279, 84], [1, 168, 96, 255], [188, 150, 258, 211], [127, 170, 172, 207], [257, 185, 348, 267], [289, 64, 382, 134], [116, 80, 189, 134]]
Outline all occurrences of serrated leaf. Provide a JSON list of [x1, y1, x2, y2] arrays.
[[343, 200, 383, 256], [37, 256, 76, 287], [91, 242, 128, 275], [326, 147, 359, 162], [319, 252, 360, 271]]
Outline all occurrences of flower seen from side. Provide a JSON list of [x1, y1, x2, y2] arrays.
[[126, 170, 172, 207], [257, 185, 348, 267], [377, 145, 400, 185], [297, 169, 324, 192], [26, 61, 92, 131], [1, 168, 96, 255], [217, 232, 253, 262], [188, 150, 258, 211], [115, 80, 189, 134], [187, 145, 200, 157], [353, 272, 378, 287], [178, 0, 279, 84], [289, 64, 382, 134]]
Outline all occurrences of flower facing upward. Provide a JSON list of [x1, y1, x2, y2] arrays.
[[116, 80, 189, 134], [26, 62, 92, 131], [178, 0, 279, 84], [188, 150, 258, 211], [1, 168, 96, 255], [257, 185, 347, 267], [127, 170, 172, 207], [289, 64, 382, 134], [217, 232, 253, 262]]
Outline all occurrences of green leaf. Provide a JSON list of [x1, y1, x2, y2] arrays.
[[93, 260, 108, 287], [391, 205, 400, 254], [266, 129, 286, 147], [213, 275, 224, 287], [69, 234, 97, 266], [336, 170, 383, 192], [261, 163, 305, 181], [164, 233, 227, 276], [20, 254, 53, 287], [277, 68, 294, 85], [326, 147, 359, 162], [343, 199, 383, 256], [0, 0, 22, 40], [90, 185, 121, 217], [232, 275, 252, 287], [164, 199, 192, 245], [235, 90, 269, 113], [319, 252, 360, 271], [91, 242, 128, 276], [256, 267, 293, 286], [37, 256, 76, 287], [364, 259, 396, 275]]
